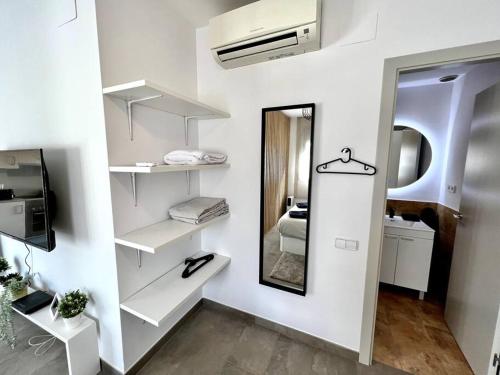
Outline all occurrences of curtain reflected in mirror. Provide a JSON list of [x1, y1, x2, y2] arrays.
[[260, 104, 315, 295]]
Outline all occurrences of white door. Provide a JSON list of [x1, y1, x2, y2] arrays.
[[445, 82, 500, 375], [394, 236, 432, 292], [380, 234, 398, 284]]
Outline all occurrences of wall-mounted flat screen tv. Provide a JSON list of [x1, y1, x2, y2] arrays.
[[0, 149, 56, 251]]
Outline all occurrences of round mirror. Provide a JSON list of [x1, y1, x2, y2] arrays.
[[387, 125, 432, 188]]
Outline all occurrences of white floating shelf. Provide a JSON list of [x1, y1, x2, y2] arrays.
[[120, 252, 230, 326], [103, 80, 230, 142], [109, 163, 230, 174], [115, 214, 230, 254], [109, 163, 230, 205], [103, 80, 230, 119]]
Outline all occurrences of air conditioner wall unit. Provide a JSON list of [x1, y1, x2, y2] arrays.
[[209, 0, 321, 69]]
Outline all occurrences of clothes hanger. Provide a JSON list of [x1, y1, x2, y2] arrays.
[[316, 147, 377, 176], [182, 253, 215, 278]]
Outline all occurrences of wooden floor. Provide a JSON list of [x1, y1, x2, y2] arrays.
[[374, 285, 473, 375]]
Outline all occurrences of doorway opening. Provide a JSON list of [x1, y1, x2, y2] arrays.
[[360, 41, 500, 375]]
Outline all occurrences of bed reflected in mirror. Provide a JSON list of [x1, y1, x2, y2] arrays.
[[259, 104, 315, 295]]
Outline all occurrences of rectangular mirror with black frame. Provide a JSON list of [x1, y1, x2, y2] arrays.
[[259, 103, 315, 296]]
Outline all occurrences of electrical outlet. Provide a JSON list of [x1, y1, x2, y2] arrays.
[[448, 185, 457, 193]]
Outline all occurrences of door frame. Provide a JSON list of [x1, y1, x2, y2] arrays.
[[359, 40, 500, 365]]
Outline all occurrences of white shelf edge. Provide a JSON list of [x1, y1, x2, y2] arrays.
[[109, 163, 230, 174], [119, 252, 230, 326], [102, 79, 230, 119], [115, 214, 230, 253]]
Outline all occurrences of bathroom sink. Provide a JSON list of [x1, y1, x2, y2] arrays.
[[384, 215, 415, 227]]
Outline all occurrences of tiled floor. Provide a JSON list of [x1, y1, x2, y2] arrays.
[[0, 313, 67, 375], [137, 302, 407, 375], [3, 299, 408, 375], [374, 285, 473, 375]]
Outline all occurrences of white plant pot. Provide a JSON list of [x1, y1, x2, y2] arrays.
[[63, 314, 82, 329]]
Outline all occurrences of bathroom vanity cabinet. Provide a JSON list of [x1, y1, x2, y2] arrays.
[[380, 216, 435, 299]]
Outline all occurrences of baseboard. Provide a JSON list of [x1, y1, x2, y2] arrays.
[[201, 298, 359, 361], [100, 360, 123, 375]]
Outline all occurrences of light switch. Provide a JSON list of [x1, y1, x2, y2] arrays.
[[335, 238, 358, 251], [346, 240, 359, 251], [335, 238, 346, 249]]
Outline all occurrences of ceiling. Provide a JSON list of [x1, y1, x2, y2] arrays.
[[398, 64, 475, 88], [399, 59, 500, 88], [164, 0, 257, 28]]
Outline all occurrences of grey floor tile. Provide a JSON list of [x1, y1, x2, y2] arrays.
[[265, 335, 317, 375], [0, 314, 67, 375], [221, 362, 255, 375], [137, 308, 248, 375], [226, 324, 280, 375], [312, 350, 359, 375]]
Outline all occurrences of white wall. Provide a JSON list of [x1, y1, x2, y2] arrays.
[[0, 0, 123, 369], [387, 83, 453, 202], [95, 0, 206, 371], [197, 0, 500, 352]]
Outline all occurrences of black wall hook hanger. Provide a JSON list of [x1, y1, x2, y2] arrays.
[[316, 147, 377, 176]]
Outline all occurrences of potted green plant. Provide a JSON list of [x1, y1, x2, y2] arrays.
[[0, 286, 14, 349], [0, 257, 10, 293], [0, 257, 9, 275], [5, 278, 28, 301], [0, 257, 16, 348], [58, 290, 88, 329]]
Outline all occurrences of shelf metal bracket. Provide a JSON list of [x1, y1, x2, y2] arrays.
[[183, 116, 199, 145], [136, 249, 142, 269], [126, 95, 162, 141], [130, 172, 137, 206], [185, 170, 191, 195]]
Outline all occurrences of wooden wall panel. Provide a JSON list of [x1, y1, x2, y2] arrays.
[[264, 112, 290, 233], [385, 199, 458, 304]]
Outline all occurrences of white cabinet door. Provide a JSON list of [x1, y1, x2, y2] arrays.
[[380, 234, 398, 284], [394, 236, 433, 291]]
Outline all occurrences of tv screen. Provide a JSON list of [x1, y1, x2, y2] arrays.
[[0, 149, 55, 251]]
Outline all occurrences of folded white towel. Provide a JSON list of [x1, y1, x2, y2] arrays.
[[164, 150, 227, 165], [169, 197, 229, 224]]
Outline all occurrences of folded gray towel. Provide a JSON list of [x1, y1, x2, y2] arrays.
[[169, 197, 229, 225]]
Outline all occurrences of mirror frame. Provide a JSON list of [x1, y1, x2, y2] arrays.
[[259, 103, 316, 296]]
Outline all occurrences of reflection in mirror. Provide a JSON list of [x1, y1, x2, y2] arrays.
[[260, 104, 315, 295], [388, 125, 432, 188]]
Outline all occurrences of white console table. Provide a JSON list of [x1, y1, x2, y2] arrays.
[[11, 290, 100, 375]]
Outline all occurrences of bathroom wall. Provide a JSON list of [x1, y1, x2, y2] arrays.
[[197, 0, 500, 352], [387, 84, 453, 203]]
